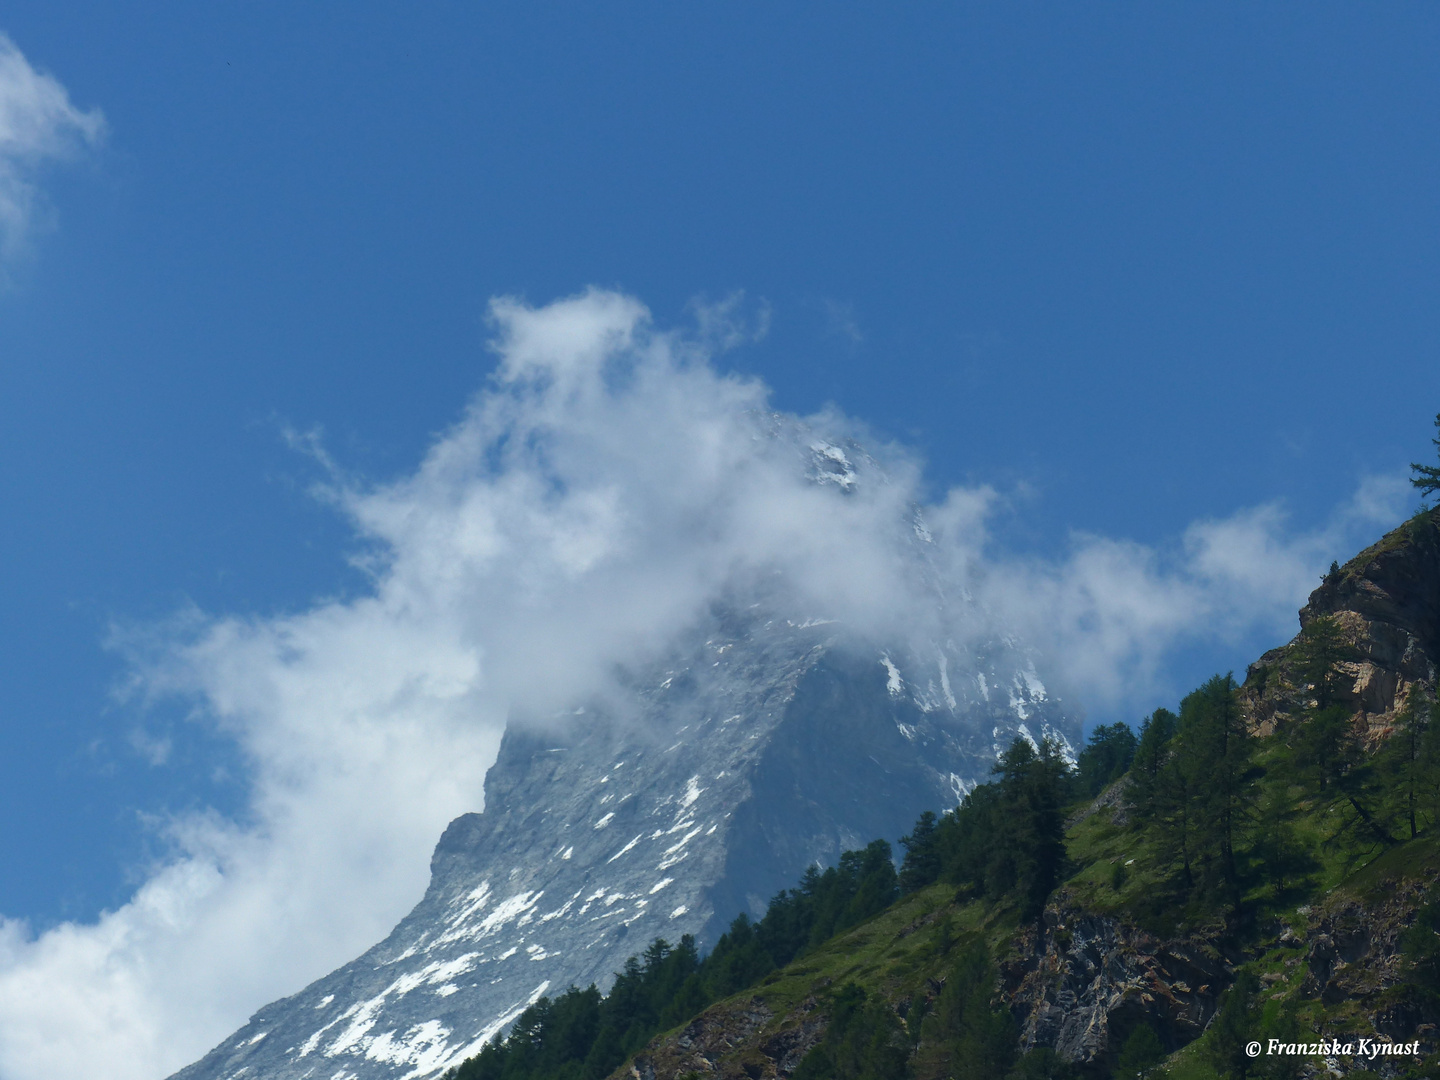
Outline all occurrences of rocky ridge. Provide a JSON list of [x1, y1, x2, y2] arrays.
[[1243, 508, 1440, 740], [171, 605, 1074, 1080]]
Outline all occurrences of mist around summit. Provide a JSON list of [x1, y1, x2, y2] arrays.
[[0, 290, 1413, 1080]]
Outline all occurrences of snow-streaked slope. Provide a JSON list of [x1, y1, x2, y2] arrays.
[[169, 604, 1074, 1080], [169, 434, 1077, 1080]]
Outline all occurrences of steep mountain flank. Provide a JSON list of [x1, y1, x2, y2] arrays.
[[171, 610, 1073, 1080], [606, 510, 1440, 1080], [167, 431, 1081, 1080]]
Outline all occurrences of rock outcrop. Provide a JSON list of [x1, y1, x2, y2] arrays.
[[1243, 508, 1440, 739], [626, 996, 827, 1080], [1004, 893, 1231, 1061]]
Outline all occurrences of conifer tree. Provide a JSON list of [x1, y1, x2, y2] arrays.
[[1286, 614, 1394, 850], [1077, 722, 1137, 799], [1292, 615, 1349, 710], [1412, 412, 1440, 499], [1114, 1025, 1166, 1080], [912, 943, 1017, 1080], [1189, 674, 1255, 907], [1127, 708, 1177, 827], [1380, 687, 1439, 840], [993, 737, 1072, 920], [1149, 676, 1254, 909], [793, 983, 909, 1080], [1206, 970, 1261, 1079], [1251, 781, 1314, 898], [899, 810, 941, 893]]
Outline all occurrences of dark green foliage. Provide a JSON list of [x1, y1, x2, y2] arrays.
[[1286, 620, 1396, 853], [912, 943, 1017, 1080], [1126, 709, 1177, 828], [1379, 689, 1440, 841], [1250, 782, 1315, 899], [1197, 970, 1308, 1080], [1186, 675, 1254, 900], [1393, 912, 1440, 1080], [1291, 704, 1353, 795], [1109, 861, 1127, 891], [1076, 722, 1137, 799], [932, 737, 1074, 921], [1292, 616, 1350, 710], [447, 942, 704, 1080], [791, 983, 910, 1080], [1209, 974, 1312, 1080], [1005, 1047, 1077, 1080], [1205, 970, 1261, 1079], [1411, 412, 1440, 500], [1165, 676, 1255, 908], [1400, 898, 1440, 1002], [899, 811, 941, 894], [1112, 1024, 1164, 1080], [996, 740, 1071, 921]]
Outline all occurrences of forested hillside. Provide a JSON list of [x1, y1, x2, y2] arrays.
[[445, 504, 1440, 1080]]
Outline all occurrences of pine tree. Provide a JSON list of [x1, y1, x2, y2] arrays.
[[1192, 675, 1255, 908], [899, 810, 941, 893], [1250, 781, 1314, 898], [1077, 722, 1137, 798], [1114, 1025, 1166, 1080], [1150, 676, 1255, 910], [1128, 708, 1177, 828], [1153, 744, 1198, 890], [1286, 615, 1394, 851], [993, 737, 1072, 920], [912, 943, 1017, 1080], [1412, 411, 1440, 499], [1206, 970, 1261, 1079], [1379, 687, 1440, 840], [793, 983, 909, 1080], [1291, 615, 1349, 710]]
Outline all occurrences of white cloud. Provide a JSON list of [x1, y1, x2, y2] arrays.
[[0, 289, 1410, 1080], [980, 474, 1411, 705], [0, 33, 103, 264]]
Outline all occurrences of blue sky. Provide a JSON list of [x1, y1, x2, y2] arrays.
[[1, 6, 1439, 1077]]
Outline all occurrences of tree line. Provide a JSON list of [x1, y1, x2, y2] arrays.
[[445, 839, 900, 1080]]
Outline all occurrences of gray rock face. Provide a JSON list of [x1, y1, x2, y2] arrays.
[[169, 604, 1075, 1080], [1007, 897, 1230, 1062], [169, 433, 1079, 1080]]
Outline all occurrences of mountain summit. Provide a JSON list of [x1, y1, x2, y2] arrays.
[[170, 438, 1077, 1080]]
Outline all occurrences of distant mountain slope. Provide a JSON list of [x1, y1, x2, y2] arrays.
[[171, 600, 1074, 1080]]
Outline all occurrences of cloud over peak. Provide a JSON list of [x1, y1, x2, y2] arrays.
[[0, 290, 1410, 1080]]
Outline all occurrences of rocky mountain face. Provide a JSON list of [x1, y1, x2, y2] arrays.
[[1242, 509, 1440, 739], [171, 600, 1076, 1080], [1003, 894, 1232, 1061]]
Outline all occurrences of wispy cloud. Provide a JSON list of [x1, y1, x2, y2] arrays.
[[819, 296, 863, 344], [979, 473, 1410, 705], [0, 33, 103, 266], [0, 290, 1409, 1080]]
